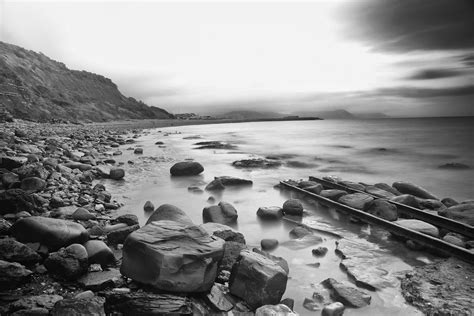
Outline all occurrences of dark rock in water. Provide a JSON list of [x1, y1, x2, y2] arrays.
[[285, 160, 317, 168], [170, 161, 204, 176], [365, 199, 398, 221], [145, 204, 193, 226], [395, 219, 439, 237], [338, 181, 365, 191], [188, 186, 204, 194], [322, 302, 345, 316], [232, 159, 282, 169], [364, 185, 395, 199], [205, 176, 253, 191], [109, 168, 125, 180], [322, 278, 371, 308], [50, 296, 105, 316], [282, 199, 303, 216], [11, 217, 89, 250], [205, 283, 234, 312], [8, 294, 63, 314], [441, 197, 458, 208], [304, 184, 324, 194], [374, 183, 401, 196], [0, 238, 41, 266], [194, 141, 237, 150], [205, 179, 225, 191], [257, 206, 283, 220], [392, 181, 438, 200], [111, 214, 139, 226], [320, 189, 347, 201], [280, 298, 295, 310], [438, 162, 470, 170], [253, 248, 290, 274], [338, 193, 374, 210], [133, 148, 143, 154], [78, 269, 121, 291], [120, 220, 224, 292], [229, 249, 288, 309], [297, 180, 320, 189], [20, 177, 46, 192], [0, 259, 32, 290], [438, 203, 474, 226], [103, 292, 192, 315], [203, 201, 238, 225], [419, 199, 446, 211], [261, 239, 279, 251], [312, 247, 328, 257], [390, 194, 421, 209], [289, 226, 312, 239], [44, 244, 89, 280], [0, 156, 26, 170], [83, 240, 115, 266], [106, 224, 140, 245], [256, 304, 296, 315], [200, 222, 246, 244], [143, 200, 154, 212], [72, 208, 96, 221]]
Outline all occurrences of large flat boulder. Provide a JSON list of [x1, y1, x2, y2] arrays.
[[229, 250, 288, 309], [120, 220, 225, 292], [322, 278, 371, 308], [392, 182, 438, 200], [11, 217, 89, 250]]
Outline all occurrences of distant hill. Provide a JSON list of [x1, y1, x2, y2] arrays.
[[295, 109, 389, 119], [217, 110, 285, 120], [0, 41, 173, 122]]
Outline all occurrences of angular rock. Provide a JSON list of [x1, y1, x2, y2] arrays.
[[0, 218, 12, 235], [338, 193, 374, 210], [103, 292, 192, 315], [395, 219, 439, 237], [72, 208, 96, 221], [323, 278, 371, 308], [282, 199, 303, 216], [252, 248, 290, 274], [106, 224, 140, 245], [229, 250, 288, 309], [0, 238, 41, 265], [256, 304, 297, 316], [8, 295, 63, 314], [109, 168, 125, 180], [364, 185, 395, 199], [200, 222, 246, 244], [120, 220, 225, 292], [0, 259, 32, 290], [205, 283, 234, 312], [83, 240, 115, 266], [0, 189, 42, 215], [170, 161, 204, 176], [145, 204, 193, 226], [78, 269, 121, 291], [257, 206, 283, 220], [111, 214, 139, 226], [0, 156, 26, 170], [143, 200, 154, 212], [44, 244, 89, 280], [322, 302, 345, 316], [364, 199, 398, 221], [392, 181, 438, 200], [438, 203, 474, 226], [203, 201, 238, 225], [438, 162, 470, 169], [51, 297, 105, 316], [320, 189, 347, 201], [390, 194, 421, 209], [11, 217, 89, 250], [205, 176, 252, 191]]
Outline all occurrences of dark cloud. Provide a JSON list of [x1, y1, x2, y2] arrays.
[[338, 0, 474, 51], [407, 68, 465, 80], [374, 85, 474, 98]]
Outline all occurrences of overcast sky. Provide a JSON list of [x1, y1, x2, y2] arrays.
[[1, 0, 474, 117]]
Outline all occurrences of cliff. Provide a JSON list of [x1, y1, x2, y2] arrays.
[[0, 41, 173, 122]]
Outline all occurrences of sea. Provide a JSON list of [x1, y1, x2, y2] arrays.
[[100, 117, 474, 316]]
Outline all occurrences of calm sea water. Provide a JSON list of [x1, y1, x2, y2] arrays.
[[101, 117, 473, 316]]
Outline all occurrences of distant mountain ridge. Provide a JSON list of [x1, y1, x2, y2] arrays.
[[0, 41, 172, 122], [217, 109, 389, 120]]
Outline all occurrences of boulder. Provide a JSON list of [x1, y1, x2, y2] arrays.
[[109, 168, 125, 180], [395, 219, 439, 237], [1, 172, 19, 188], [20, 177, 46, 192], [252, 248, 290, 274], [0, 260, 32, 290], [304, 185, 324, 194], [11, 217, 89, 250], [438, 203, 474, 226], [338, 193, 374, 210], [205, 179, 225, 191], [0, 218, 11, 235], [390, 194, 421, 209], [257, 206, 283, 220], [44, 244, 89, 280], [441, 197, 458, 208], [320, 189, 347, 201], [322, 302, 345, 316], [205, 176, 252, 191], [8, 294, 63, 314], [103, 292, 192, 315], [261, 239, 279, 251], [72, 208, 96, 221], [200, 222, 246, 244], [392, 181, 438, 200], [312, 246, 328, 257], [143, 200, 154, 212], [145, 204, 193, 226], [0, 156, 26, 170], [78, 269, 121, 291], [232, 159, 282, 169], [51, 297, 105, 316], [364, 185, 395, 199], [338, 181, 365, 191], [0, 189, 43, 214], [282, 199, 303, 216], [63, 162, 92, 171], [83, 240, 115, 266], [205, 283, 234, 312], [322, 278, 371, 308], [133, 148, 143, 154], [443, 234, 465, 247], [13, 164, 49, 180], [364, 199, 398, 221], [202, 201, 238, 225], [106, 224, 140, 245], [297, 180, 320, 189], [111, 214, 139, 226], [170, 161, 204, 176], [120, 220, 225, 292], [255, 304, 297, 316], [0, 238, 41, 266], [229, 250, 288, 309]]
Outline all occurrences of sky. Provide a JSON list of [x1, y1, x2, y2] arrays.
[[1, 0, 474, 117]]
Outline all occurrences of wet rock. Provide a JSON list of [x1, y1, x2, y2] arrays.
[[8, 295, 63, 314], [255, 304, 297, 316], [438, 203, 474, 226], [338, 193, 374, 210], [395, 219, 439, 237], [253, 248, 290, 274], [103, 292, 192, 315], [106, 224, 140, 245], [282, 199, 303, 216], [322, 278, 371, 308], [200, 222, 246, 244], [211, 176, 253, 189], [72, 208, 96, 221], [441, 197, 458, 208], [1, 172, 19, 188], [44, 244, 89, 280], [0, 156, 27, 170], [419, 199, 446, 211], [0, 218, 12, 235], [63, 162, 92, 171], [338, 181, 365, 191], [78, 268, 121, 291], [280, 298, 295, 310], [322, 302, 345, 316], [13, 164, 49, 180], [304, 184, 324, 194], [232, 159, 282, 169], [438, 162, 470, 169], [443, 234, 465, 247], [194, 141, 236, 150], [364, 185, 395, 199], [261, 239, 279, 251], [289, 226, 312, 239], [20, 177, 46, 192], [120, 220, 225, 292], [320, 189, 347, 201], [205, 283, 234, 312], [364, 199, 398, 221], [0, 238, 41, 266], [257, 206, 283, 220], [51, 296, 105, 316], [145, 204, 193, 226], [109, 168, 125, 180], [390, 194, 421, 209], [204, 179, 225, 191], [203, 201, 238, 225], [312, 246, 328, 257], [143, 200, 154, 212], [187, 186, 204, 194], [133, 148, 143, 154], [11, 217, 89, 250], [219, 241, 246, 273], [83, 240, 115, 266], [297, 180, 320, 189], [392, 181, 438, 200], [0, 260, 32, 290], [170, 161, 204, 176], [111, 214, 139, 226]]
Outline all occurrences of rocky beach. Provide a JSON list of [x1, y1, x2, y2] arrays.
[[0, 118, 472, 316]]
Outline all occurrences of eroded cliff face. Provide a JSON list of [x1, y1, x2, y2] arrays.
[[0, 41, 173, 122]]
